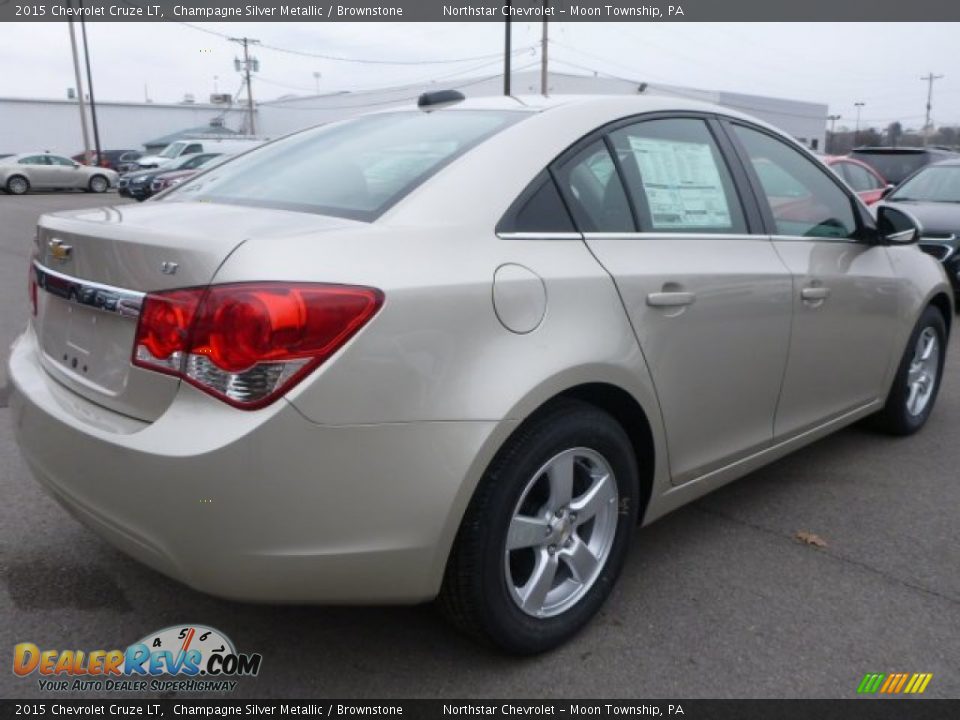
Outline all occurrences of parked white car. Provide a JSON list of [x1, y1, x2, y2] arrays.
[[135, 137, 266, 170], [0, 152, 117, 194]]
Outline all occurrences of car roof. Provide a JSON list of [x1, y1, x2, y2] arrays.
[[380, 93, 771, 125]]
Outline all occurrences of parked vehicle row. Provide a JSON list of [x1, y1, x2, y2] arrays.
[[9, 94, 953, 655], [118, 152, 227, 201], [0, 152, 117, 194]]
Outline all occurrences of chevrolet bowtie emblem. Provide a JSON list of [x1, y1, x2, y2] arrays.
[[48, 239, 73, 263]]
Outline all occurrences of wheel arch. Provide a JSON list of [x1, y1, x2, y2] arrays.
[[928, 291, 953, 338]]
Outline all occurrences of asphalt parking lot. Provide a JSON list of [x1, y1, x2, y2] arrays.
[[1, 192, 959, 700]]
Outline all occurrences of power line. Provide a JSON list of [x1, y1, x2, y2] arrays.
[[179, 22, 531, 66]]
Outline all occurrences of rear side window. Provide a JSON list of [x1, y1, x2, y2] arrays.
[[842, 162, 883, 192], [608, 118, 746, 234], [733, 124, 857, 240], [553, 140, 634, 232], [498, 172, 576, 234], [172, 110, 525, 221]]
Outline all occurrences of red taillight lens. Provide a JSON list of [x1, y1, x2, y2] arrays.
[[133, 283, 383, 409]]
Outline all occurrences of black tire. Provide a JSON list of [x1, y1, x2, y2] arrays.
[[6, 175, 30, 195], [872, 305, 947, 435], [88, 175, 109, 193], [439, 399, 639, 654]]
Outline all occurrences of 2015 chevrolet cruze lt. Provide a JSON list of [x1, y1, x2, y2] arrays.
[[9, 95, 953, 654]]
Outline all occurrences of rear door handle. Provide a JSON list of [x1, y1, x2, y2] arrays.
[[646, 291, 696, 307], [801, 286, 831, 301]]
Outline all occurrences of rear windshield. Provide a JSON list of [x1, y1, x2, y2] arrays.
[[851, 151, 934, 184], [169, 110, 526, 221]]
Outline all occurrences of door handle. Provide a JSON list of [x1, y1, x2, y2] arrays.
[[646, 291, 696, 307], [801, 286, 831, 302]]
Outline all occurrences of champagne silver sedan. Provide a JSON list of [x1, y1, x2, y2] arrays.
[[1, 152, 118, 194], [8, 94, 953, 653]]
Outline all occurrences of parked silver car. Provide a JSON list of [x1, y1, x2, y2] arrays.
[[1, 152, 118, 194], [9, 95, 953, 654]]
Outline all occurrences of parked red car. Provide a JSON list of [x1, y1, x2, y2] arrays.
[[823, 155, 891, 205], [71, 149, 142, 171]]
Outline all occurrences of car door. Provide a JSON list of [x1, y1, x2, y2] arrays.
[[18, 155, 55, 187], [553, 116, 794, 484], [725, 121, 900, 439], [46, 155, 83, 188]]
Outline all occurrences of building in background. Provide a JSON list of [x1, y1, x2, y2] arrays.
[[0, 70, 827, 156]]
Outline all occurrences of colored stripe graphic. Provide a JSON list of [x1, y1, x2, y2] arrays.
[[858, 673, 933, 694]]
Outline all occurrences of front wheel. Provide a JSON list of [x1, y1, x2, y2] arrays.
[[873, 305, 947, 435], [88, 175, 109, 193], [440, 400, 639, 654]]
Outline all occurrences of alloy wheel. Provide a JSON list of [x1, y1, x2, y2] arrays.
[[504, 447, 619, 618], [906, 327, 940, 417]]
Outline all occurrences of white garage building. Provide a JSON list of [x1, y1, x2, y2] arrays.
[[0, 70, 827, 157]]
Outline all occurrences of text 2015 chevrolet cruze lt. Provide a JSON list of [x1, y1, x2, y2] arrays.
[[9, 94, 953, 653]]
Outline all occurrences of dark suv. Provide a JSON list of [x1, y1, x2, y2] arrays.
[[851, 146, 960, 185]]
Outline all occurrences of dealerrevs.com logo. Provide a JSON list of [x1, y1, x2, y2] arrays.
[[13, 625, 262, 693]]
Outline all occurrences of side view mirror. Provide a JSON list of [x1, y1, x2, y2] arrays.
[[881, 184, 895, 199], [876, 204, 922, 245]]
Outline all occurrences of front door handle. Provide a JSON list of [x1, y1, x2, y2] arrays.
[[801, 286, 831, 302], [647, 291, 696, 307]]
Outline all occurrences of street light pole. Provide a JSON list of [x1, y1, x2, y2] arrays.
[[827, 114, 841, 153], [854, 102, 865, 146]]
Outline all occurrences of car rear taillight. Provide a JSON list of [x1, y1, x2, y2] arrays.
[[133, 283, 384, 409]]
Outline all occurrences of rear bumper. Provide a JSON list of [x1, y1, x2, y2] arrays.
[[8, 329, 498, 604]]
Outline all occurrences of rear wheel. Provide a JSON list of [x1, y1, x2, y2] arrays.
[[873, 305, 947, 435], [88, 175, 109, 193], [440, 400, 638, 654], [6, 175, 29, 195]]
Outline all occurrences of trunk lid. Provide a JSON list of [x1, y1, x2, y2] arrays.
[[32, 200, 362, 421]]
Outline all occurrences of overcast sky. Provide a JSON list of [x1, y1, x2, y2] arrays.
[[1, 22, 957, 131]]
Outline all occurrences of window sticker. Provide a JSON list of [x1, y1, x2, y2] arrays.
[[628, 137, 733, 229]]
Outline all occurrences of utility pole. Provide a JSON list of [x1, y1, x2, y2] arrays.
[[854, 102, 865, 146], [503, 2, 512, 96], [921, 72, 944, 145], [78, 3, 102, 165], [230, 36, 260, 135], [827, 114, 841, 154], [540, 2, 549, 96], [67, 19, 91, 165]]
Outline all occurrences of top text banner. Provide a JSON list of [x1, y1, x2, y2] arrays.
[[2, 0, 960, 22]]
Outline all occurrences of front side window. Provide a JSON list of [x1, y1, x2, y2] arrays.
[[184, 143, 203, 155], [552, 140, 634, 232], [608, 118, 746, 234], [733, 124, 857, 239], [48, 156, 75, 167], [171, 110, 525, 221]]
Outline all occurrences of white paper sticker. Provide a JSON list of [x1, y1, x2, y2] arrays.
[[629, 137, 733, 229]]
